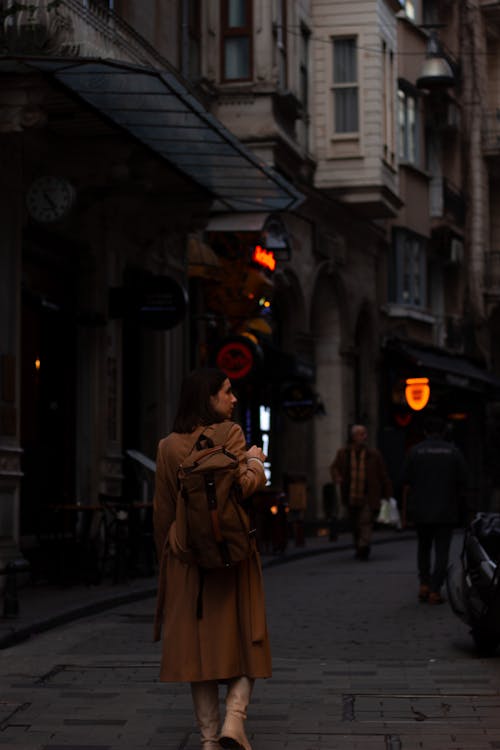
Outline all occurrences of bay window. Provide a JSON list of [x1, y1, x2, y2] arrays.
[[331, 37, 359, 134]]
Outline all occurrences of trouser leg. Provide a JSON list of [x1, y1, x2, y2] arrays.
[[349, 506, 360, 548], [357, 502, 373, 549], [416, 525, 433, 585], [431, 524, 454, 593]]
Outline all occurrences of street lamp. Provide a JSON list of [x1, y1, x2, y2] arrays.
[[417, 28, 455, 90]]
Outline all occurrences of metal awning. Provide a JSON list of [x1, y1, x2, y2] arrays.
[[386, 339, 500, 393], [4, 56, 304, 213]]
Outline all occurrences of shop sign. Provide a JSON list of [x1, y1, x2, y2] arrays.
[[216, 338, 256, 380], [405, 377, 430, 411], [135, 275, 187, 330], [252, 245, 276, 272], [282, 382, 317, 421]]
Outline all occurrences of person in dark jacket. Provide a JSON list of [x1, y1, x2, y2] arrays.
[[401, 415, 469, 605], [330, 424, 392, 560]]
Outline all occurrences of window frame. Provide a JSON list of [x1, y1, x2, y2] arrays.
[[220, 0, 253, 83], [274, 0, 288, 91], [390, 228, 427, 309], [397, 83, 420, 166], [331, 36, 359, 137], [179, 0, 202, 80], [299, 22, 310, 115]]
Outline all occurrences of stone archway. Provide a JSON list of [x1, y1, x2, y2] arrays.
[[310, 265, 351, 517]]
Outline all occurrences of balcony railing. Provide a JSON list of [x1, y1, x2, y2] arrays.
[[1, 0, 168, 68]]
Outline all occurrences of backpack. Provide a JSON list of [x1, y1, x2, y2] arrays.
[[174, 422, 255, 571]]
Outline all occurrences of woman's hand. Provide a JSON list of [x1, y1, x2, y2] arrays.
[[246, 445, 266, 462]]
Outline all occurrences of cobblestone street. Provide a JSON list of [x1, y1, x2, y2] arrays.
[[1, 534, 499, 749]]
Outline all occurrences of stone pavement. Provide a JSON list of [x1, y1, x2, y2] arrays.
[[1, 528, 499, 750], [0, 527, 410, 650]]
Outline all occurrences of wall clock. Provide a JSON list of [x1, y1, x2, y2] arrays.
[[26, 175, 75, 223]]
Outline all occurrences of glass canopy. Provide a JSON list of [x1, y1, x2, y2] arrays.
[[21, 57, 304, 213]]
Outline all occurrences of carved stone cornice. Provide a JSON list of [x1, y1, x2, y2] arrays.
[[0, 81, 47, 132], [1, 1, 77, 57], [1, 0, 169, 68]]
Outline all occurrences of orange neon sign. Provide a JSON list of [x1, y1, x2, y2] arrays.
[[405, 377, 430, 411], [252, 245, 276, 272]]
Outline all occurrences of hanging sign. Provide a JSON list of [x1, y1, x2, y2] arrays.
[[135, 275, 187, 330], [405, 377, 430, 411], [216, 338, 256, 380], [282, 382, 317, 421]]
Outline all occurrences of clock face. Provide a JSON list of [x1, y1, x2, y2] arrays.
[[26, 176, 75, 223]]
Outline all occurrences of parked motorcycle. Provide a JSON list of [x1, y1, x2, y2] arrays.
[[447, 512, 500, 655]]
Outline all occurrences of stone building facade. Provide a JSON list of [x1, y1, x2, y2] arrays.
[[1, 0, 500, 575]]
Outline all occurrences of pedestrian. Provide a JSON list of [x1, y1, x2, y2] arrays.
[[401, 415, 469, 605], [153, 367, 270, 750], [330, 424, 392, 560]]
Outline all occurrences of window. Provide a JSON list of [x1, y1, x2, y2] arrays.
[[180, 0, 201, 80], [398, 88, 418, 165], [331, 37, 359, 134], [83, 0, 114, 8], [300, 25, 309, 114], [298, 24, 310, 151], [221, 0, 252, 82], [390, 230, 427, 307], [400, 0, 419, 21], [274, 0, 287, 90], [259, 405, 272, 484], [382, 42, 395, 164]]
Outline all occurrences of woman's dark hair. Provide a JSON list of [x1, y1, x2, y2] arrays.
[[172, 367, 229, 433]]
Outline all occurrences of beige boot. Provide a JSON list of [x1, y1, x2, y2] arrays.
[[191, 681, 220, 749], [219, 676, 254, 750]]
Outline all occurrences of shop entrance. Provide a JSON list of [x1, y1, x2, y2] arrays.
[[20, 269, 76, 537]]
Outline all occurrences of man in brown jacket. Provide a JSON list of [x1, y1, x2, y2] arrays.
[[330, 424, 392, 560]]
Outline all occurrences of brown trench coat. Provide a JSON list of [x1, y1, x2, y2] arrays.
[[153, 421, 272, 683]]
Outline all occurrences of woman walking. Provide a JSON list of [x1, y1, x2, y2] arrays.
[[153, 367, 271, 749]]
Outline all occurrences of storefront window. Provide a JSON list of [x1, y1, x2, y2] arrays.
[[260, 405, 271, 484]]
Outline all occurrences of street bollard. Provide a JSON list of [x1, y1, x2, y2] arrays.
[[2, 559, 30, 619]]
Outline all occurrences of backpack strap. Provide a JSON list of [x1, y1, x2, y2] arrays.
[[197, 421, 234, 450]]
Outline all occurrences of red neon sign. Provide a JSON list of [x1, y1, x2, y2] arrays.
[[252, 245, 276, 272], [216, 341, 254, 380]]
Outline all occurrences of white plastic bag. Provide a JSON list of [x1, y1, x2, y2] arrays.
[[388, 497, 402, 529], [376, 498, 391, 525], [377, 498, 401, 529]]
